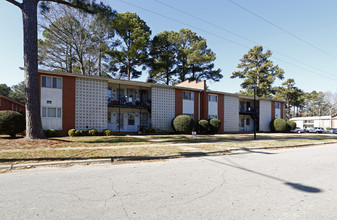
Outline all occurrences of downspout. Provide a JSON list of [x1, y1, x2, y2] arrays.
[[198, 90, 201, 120]]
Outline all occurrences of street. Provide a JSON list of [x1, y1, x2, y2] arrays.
[[1, 144, 337, 219]]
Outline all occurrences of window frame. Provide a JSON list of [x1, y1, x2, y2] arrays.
[[208, 94, 218, 102], [42, 107, 62, 118], [183, 91, 194, 100], [41, 76, 62, 89]]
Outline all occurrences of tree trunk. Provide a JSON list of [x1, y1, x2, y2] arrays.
[[22, 0, 44, 138]]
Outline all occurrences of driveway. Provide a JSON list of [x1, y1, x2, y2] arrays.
[[1, 144, 337, 219]]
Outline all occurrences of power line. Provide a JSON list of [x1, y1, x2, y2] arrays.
[[154, 0, 337, 79], [117, 0, 337, 83], [227, 0, 337, 61]]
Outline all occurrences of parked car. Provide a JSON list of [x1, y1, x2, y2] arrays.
[[308, 127, 325, 133], [326, 128, 337, 134], [290, 127, 304, 133]]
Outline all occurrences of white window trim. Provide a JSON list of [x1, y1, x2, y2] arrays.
[[41, 75, 63, 89], [42, 107, 62, 118], [208, 94, 218, 102]]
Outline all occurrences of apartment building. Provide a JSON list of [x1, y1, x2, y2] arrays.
[[39, 70, 284, 135], [0, 95, 25, 114]]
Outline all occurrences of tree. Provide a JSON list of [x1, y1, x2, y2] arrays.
[[148, 31, 177, 85], [6, 0, 114, 139], [38, 5, 113, 76], [173, 29, 222, 83], [9, 81, 26, 103], [0, 84, 11, 97], [231, 45, 284, 98], [148, 29, 222, 84], [108, 12, 151, 80], [274, 79, 304, 119]]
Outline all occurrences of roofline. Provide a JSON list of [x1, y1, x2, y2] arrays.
[[30, 69, 285, 100], [36, 69, 204, 91], [0, 95, 25, 106], [206, 89, 285, 102]]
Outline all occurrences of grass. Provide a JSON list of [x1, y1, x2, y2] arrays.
[[1, 133, 337, 164]]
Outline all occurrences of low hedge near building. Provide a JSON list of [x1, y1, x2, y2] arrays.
[[0, 110, 25, 138], [172, 115, 194, 134]]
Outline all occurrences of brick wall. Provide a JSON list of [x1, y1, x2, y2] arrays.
[[62, 76, 76, 135], [175, 89, 183, 116], [218, 94, 224, 133]]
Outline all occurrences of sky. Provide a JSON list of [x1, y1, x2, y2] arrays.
[[1, 0, 337, 94]]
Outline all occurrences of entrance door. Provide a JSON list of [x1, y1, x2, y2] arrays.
[[127, 113, 136, 131]]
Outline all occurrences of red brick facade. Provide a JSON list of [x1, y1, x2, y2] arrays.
[[62, 76, 76, 135], [175, 89, 183, 116], [218, 94, 224, 132], [38, 72, 75, 135], [271, 101, 275, 119], [0, 96, 25, 114]]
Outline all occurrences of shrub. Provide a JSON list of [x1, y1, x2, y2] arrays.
[[0, 111, 25, 138], [79, 130, 88, 136], [172, 115, 194, 134], [44, 129, 56, 137], [68, 129, 77, 137], [74, 130, 81, 136], [145, 125, 156, 134], [88, 129, 98, 136], [286, 120, 296, 132], [198, 120, 209, 134], [270, 118, 287, 133], [103, 129, 113, 136], [209, 118, 221, 134]]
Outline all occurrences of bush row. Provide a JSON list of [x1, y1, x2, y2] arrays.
[[68, 128, 113, 137], [172, 115, 221, 134]]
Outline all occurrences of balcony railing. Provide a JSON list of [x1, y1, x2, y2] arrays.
[[108, 96, 151, 109], [239, 107, 259, 115]]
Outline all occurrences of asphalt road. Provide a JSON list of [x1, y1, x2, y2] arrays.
[[1, 144, 337, 219]]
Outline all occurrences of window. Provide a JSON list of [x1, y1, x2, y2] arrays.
[[41, 76, 62, 89], [208, 94, 218, 102], [208, 115, 218, 119], [246, 118, 250, 126], [141, 113, 148, 126], [183, 91, 194, 100], [128, 113, 135, 126], [275, 102, 281, 109], [42, 107, 62, 118]]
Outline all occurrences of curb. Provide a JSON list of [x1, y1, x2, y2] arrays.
[[1, 142, 336, 171]]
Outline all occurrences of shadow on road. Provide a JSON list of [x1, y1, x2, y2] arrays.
[[205, 158, 322, 193]]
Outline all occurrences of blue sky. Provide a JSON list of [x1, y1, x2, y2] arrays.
[[1, 0, 337, 94]]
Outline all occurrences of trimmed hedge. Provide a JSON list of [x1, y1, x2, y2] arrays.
[[103, 129, 113, 136], [68, 129, 78, 137], [44, 129, 56, 137], [198, 120, 209, 134], [0, 110, 25, 138], [88, 129, 98, 136], [79, 130, 88, 136], [210, 118, 221, 134], [270, 118, 287, 133], [286, 120, 296, 132], [172, 115, 194, 134], [145, 125, 156, 134]]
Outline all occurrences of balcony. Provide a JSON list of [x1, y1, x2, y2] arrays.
[[239, 106, 259, 115], [108, 96, 151, 110]]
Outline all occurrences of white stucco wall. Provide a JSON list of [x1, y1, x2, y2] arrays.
[[75, 78, 108, 131], [224, 96, 239, 132], [41, 87, 62, 130], [183, 99, 194, 115], [151, 87, 175, 131], [259, 100, 272, 132]]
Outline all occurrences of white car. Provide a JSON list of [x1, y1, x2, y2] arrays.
[[308, 127, 325, 133]]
